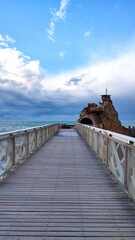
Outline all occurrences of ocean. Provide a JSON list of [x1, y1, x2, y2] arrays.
[[0, 120, 76, 134], [0, 120, 134, 134]]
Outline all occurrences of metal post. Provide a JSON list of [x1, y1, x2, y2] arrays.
[[97, 132, 99, 156], [40, 127, 42, 146], [25, 130, 29, 156], [124, 145, 128, 190], [35, 129, 37, 150], [10, 134, 15, 167], [106, 136, 109, 167]]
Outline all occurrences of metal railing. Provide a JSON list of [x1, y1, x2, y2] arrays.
[[76, 123, 135, 201], [0, 124, 59, 179]]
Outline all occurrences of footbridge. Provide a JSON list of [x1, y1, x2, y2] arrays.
[[0, 123, 135, 239]]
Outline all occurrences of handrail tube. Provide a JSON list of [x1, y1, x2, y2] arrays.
[[0, 124, 58, 138], [81, 124, 135, 145]]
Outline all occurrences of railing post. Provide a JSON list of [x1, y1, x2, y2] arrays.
[[124, 145, 128, 189], [97, 132, 99, 155], [41, 128, 43, 144], [35, 129, 37, 150], [106, 136, 109, 167], [91, 129, 93, 149], [25, 130, 29, 156], [10, 134, 15, 167], [44, 127, 46, 142]]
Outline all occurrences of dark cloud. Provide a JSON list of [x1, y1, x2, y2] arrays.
[[65, 73, 96, 86], [0, 79, 85, 120], [0, 79, 135, 121], [0, 68, 135, 121], [66, 76, 82, 86], [0, 79, 26, 90], [113, 96, 135, 120]]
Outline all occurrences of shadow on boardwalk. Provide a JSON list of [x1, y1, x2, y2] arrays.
[[0, 129, 135, 239]]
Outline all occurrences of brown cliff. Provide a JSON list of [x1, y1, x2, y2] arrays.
[[77, 94, 130, 136]]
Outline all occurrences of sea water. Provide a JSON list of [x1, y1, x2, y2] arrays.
[[0, 120, 76, 134], [0, 120, 134, 134]]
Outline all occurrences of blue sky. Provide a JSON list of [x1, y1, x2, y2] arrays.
[[0, 0, 135, 122]]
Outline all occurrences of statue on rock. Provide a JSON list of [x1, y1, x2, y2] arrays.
[[77, 90, 130, 136]]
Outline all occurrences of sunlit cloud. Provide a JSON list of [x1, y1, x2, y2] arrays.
[[42, 43, 135, 102], [55, 0, 70, 19], [5, 35, 15, 44], [46, 0, 70, 42], [0, 34, 15, 47], [1, 37, 135, 101], [0, 47, 44, 90]]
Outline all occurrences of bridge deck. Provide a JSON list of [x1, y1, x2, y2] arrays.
[[0, 129, 135, 239]]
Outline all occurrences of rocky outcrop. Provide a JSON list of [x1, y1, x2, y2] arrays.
[[77, 94, 130, 136]]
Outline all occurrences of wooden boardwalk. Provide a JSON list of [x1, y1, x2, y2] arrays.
[[0, 129, 135, 240]]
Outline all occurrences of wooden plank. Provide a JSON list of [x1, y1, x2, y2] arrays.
[[0, 129, 135, 239]]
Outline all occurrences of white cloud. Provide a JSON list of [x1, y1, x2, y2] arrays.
[[5, 35, 15, 44], [0, 33, 135, 114], [58, 51, 66, 58], [0, 35, 5, 42], [41, 43, 135, 103], [0, 34, 15, 48], [84, 31, 92, 37], [0, 47, 43, 90], [46, 20, 55, 42], [0, 41, 8, 47], [46, 0, 70, 42], [56, 0, 70, 19]]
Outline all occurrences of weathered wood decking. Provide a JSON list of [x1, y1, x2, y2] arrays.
[[0, 129, 135, 239]]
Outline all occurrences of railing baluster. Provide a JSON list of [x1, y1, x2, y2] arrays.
[[0, 124, 59, 179], [76, 123, 135, 201]]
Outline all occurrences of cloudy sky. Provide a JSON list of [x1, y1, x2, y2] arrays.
[[0, 0, 135, 122]]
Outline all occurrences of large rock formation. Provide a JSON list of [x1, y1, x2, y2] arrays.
[[77, 93, 130, 136]]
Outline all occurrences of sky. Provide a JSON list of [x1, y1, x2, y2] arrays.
[[0, 0, 135, 122]]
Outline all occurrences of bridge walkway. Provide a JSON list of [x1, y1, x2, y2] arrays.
[[0, 129, 135, 239]]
